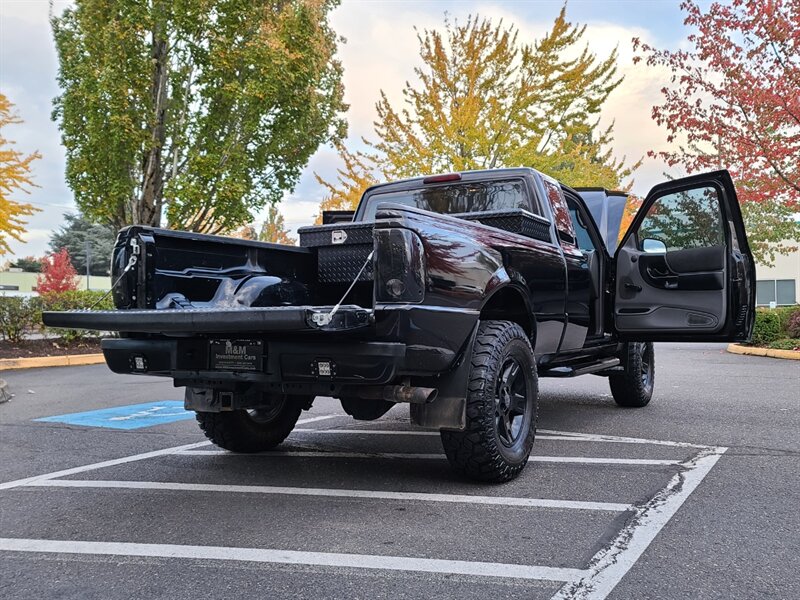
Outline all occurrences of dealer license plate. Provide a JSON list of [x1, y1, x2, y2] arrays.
[[209, 339, 263, 372]]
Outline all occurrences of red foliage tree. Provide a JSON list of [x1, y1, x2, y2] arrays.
[[37, 248, 79, 293], [634, 0, 800, 265]]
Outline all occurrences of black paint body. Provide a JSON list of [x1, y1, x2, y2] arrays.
[[43, 168, 755, 428]]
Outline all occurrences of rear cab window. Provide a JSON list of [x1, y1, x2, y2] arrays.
[[357, 178, 534, 221]]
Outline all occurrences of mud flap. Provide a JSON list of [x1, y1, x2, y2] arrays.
[[409, 323, 479, 431]]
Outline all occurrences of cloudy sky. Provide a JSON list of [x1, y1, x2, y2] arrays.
[[0, 0, 693, 256]]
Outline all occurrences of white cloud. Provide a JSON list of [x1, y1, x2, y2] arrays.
[[1, 0, 75, 257], [283, 0, 685, 235], [2, 0, 687, 248]]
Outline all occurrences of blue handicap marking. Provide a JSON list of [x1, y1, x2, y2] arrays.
[[35, 400, 194, 430]]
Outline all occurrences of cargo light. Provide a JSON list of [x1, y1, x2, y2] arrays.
[[423, 173, 461, 184]]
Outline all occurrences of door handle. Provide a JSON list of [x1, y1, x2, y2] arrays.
[[624, 283, 643, 292]]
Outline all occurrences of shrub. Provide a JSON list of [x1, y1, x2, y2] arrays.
[[786, 309, 800, 339], [40, 290, 114, 342], [37, 248, 79, 293], [766, 338, 800, 351], [751, 309, 783, 346], [0, 296, 42, 343], [772, 306, 797, 334]]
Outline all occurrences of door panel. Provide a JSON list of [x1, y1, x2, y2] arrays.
[[616, 239, 726, 333], [613, 170, 755, 342]]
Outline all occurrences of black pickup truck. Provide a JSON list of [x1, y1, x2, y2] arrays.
[[44, 168, 755, 481]]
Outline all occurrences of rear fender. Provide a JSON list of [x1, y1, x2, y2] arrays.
[[480, 274, 535, 339]]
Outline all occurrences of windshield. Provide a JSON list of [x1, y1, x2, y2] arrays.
[[358, 179, 530, 221]]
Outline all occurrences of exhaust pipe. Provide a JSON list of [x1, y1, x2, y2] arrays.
[[353, 385, 438, 404]]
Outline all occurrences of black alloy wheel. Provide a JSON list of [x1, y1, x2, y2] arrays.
[[609, 341, 655, 408], [441, 320, 538, 482], [495, 357, 529, 448]]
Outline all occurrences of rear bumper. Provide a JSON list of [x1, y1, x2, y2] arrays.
[[49, 303, 479, 392], [102, 337, 406, 391], [42, 305, 372, 334]]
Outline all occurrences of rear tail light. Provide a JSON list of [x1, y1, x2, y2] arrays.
[[374, 228, 425, 303]]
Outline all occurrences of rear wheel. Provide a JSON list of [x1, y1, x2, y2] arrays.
[[440, 320, 538, 482], [196, 394, 306, 452], [609, 342, 655, 407]]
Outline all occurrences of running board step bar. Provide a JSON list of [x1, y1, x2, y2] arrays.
[[541, 358, 621, 378]]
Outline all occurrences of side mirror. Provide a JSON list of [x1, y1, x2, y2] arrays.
[[642, 238, 667, 254]]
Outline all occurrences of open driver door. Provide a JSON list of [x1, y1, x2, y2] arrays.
[[612, 170, 755, 342]]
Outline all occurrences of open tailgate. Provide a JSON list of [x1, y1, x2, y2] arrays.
[[42, 305, 372, 334]]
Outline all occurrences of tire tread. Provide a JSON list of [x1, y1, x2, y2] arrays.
[[441, 320, 538, 482]]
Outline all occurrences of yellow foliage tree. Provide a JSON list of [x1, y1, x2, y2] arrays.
[[0, 94, 40, 255], [371, 9, 638, 188], [259, 204, 296, 245], [233, 205, 296, 245], [315, 143, 380, 222], [318, 6, 640, 214]]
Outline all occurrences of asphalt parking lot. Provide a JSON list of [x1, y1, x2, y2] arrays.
[[1, 343, 798, 599]]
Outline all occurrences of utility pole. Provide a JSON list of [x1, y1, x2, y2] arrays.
[[85, 238, 91, 290]]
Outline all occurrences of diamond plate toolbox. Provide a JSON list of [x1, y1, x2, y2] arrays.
[[298, 222, 375, 283]]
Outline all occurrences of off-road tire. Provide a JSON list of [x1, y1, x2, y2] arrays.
[[440, 320, 538, 482], [609, 342, 655, 408], [196, 395, 305, 452]]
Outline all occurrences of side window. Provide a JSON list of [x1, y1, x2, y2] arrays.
[[567, 200, 596, 252], [637, 186, 724, 252], [542, 177, 576, 245]]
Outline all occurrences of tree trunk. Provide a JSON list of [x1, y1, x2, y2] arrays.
[[139, 8, 169, 227]]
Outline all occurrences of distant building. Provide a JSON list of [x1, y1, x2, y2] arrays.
[[756, 246, 799, 307], [0, 271, 111, 296]]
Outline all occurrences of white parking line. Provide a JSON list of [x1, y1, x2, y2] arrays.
[[550, 446, 727, 600], [539, 430, 710, 449], [3, 418, 725, 598], [0, 441, 211, 492], [0, 415, 339, 491], [0, 537, 588, 582], [292, 428, 704, 447], [25, 479, 633, 512], [172, 449, 680, 466], [173, 449, 449, 460]]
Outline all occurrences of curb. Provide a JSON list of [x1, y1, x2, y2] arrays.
[[727, 344, 800, 361], [0, 353, 105, 371]]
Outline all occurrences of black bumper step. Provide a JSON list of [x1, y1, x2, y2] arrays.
[[42, 305, 372, 334]]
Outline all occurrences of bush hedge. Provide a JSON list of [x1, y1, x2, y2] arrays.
[[766, 338, 800, 351], [751, 306, 800, 347], [0, 296, 42, 343], [0, 290, 114, 344]]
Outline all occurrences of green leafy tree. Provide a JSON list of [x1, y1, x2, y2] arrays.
[[9, 256, 42, 272], [49, 212, 116, 276], [364, 8, 637, 188], [52, 0, 347, 235]]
